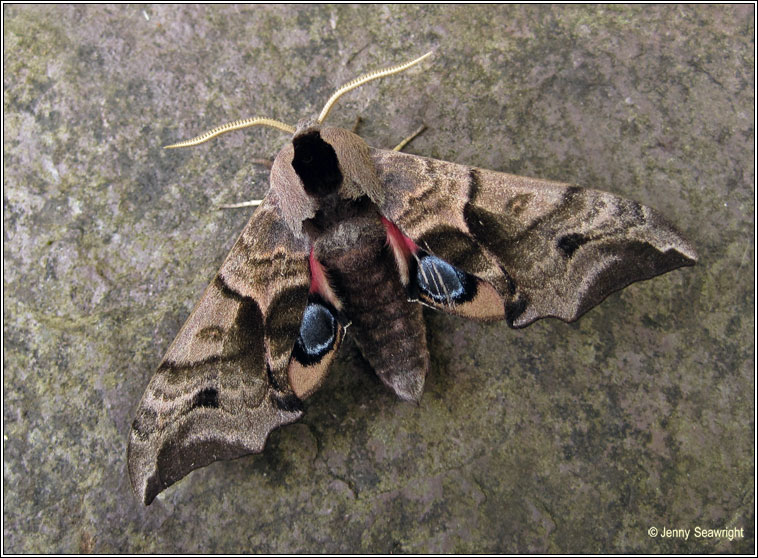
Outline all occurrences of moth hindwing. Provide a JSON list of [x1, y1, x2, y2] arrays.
[[128, 53, 696, 505]]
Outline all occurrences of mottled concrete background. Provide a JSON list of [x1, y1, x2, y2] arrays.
[[4, 4, 754, 553]]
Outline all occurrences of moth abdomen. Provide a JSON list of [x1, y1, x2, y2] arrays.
[[316, 218, 430, 402]]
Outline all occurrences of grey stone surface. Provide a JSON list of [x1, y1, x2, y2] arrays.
[[3, 4, 753, 553]]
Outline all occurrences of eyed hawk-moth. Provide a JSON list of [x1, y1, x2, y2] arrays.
[[128, 52, 697, 505]]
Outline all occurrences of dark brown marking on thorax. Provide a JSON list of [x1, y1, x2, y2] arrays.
[[292, 130, 343, 197]]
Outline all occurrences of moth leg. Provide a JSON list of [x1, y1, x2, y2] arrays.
[[392, 124, 427, 152], [352, 116, 425, 151], [217, 200, 262, 209], [351, 116, 363, 134], [215, 159, 273, 209], [249, 158, 274, 169]]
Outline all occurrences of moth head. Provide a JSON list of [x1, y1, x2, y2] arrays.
[[163, 51, 433, 234], [266, 123, 384, 234]]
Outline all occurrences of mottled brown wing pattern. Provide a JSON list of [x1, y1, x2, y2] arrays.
[[128, 196, 310, 505], [371, 148, 697, 328]]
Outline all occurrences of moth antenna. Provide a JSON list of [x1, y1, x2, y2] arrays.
[[164, 117, 296, 149], [318, 50, 434, 124]]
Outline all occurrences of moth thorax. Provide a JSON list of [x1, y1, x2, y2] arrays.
[[292, 130, 343, 197]]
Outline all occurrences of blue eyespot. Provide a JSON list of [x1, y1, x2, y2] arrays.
[[292, 299, 338, 365], [300, 303, 336, 353], [416, 254, 468, 303], [416, 254, 472, 304]]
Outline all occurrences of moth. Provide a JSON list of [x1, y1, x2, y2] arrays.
[[128, 52, 697, 505]]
